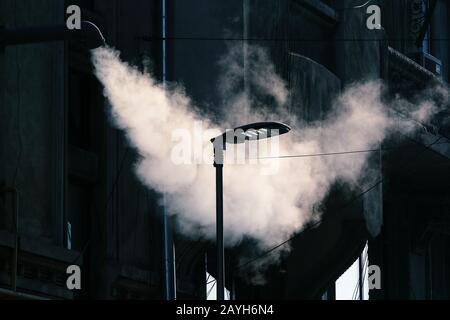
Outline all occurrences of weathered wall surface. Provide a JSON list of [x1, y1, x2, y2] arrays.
[[369, 0, 450, 300], [0, 0, 174, 299], [1, 0, 448, 300], [1, 0, 66, 244]]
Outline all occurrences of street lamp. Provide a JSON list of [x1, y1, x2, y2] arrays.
[[210, 121, 291, 300]]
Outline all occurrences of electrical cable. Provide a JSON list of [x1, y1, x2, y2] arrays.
[[73, 8, 450, 279], [140, 36, 450, 43], [253, 141, 450, 161], [235, 106, 450, 163], [233, 136, 444, 272]]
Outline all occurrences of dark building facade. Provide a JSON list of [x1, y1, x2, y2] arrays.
[[0, 0, 449, 300]]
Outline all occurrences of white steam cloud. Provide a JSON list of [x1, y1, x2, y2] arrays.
[[92, 45, 444, 270]]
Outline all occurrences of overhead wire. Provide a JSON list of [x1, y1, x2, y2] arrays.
[[140, 36, 450, 43], [253, 141, 450, 161], [234, 180, 382, 272], [233, 136, 444, 272]]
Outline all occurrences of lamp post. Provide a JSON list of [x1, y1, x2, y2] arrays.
[[210, 122, 291, 300]]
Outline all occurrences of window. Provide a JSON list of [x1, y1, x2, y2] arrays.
[[335, 243, 369, 300], [206, 272, 231, 300]]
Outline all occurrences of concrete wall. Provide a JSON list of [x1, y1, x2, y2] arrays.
[[0, 0, 78, 299], [0, 0, 172, 299], [1, 0, 66, 244], [72, 0, 170, 299], [368, 0, 450, 300]]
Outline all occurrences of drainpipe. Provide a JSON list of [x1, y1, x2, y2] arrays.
[[161, 0, 176, 301]]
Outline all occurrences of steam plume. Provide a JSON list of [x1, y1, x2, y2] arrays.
[[92, 45, 445, 270]]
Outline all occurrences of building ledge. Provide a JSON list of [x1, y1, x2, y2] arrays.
[[0, 287, 51, 300], [0, 231, 81, 299], [388, 46, 442, 84]]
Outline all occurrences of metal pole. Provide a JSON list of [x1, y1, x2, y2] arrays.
[[161, 0, 176, 301], [214, 146, 225, 300]]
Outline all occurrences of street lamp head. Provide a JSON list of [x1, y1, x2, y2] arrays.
[[211, 121, 291, 146], [211, 121, 292, 296]]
